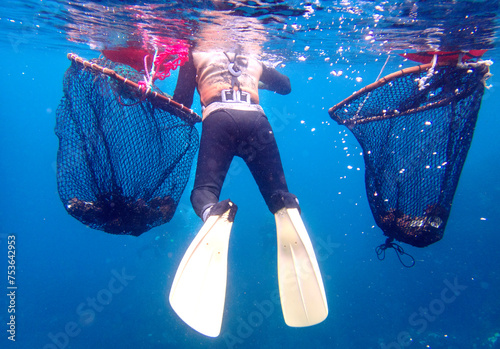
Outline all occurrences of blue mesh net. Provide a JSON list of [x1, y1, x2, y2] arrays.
[[56, 57, 200, 236], [329, 62, 490, 247]]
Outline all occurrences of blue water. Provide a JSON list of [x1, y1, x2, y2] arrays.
[[1, 1, 500, 348]]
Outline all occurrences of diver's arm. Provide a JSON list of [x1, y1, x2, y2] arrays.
[[173, 52, 197, 108], [259, 64, 291, 95]]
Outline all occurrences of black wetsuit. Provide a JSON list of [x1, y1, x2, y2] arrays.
[[173, 51, 300, 219]]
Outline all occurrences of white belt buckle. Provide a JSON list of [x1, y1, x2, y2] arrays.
[[221, 89, 251, 104]]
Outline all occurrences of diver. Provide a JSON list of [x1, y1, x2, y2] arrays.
[[173, 47, 296, 223], [168, 14, 328, 338]]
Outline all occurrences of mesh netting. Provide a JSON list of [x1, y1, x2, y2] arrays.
[[55, 55, 200, 236], [329, 62, 490, 247]]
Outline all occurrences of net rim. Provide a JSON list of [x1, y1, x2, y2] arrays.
[[67, 53, 202, 125], [328, 61, 456, 117]]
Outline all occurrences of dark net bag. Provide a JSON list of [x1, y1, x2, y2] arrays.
[[329, 61, 490, 247], [56, 54, 201, 236]]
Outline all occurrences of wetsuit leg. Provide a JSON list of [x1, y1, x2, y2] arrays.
[[190, 110, 237, 218], [234, 110, 300, 214]]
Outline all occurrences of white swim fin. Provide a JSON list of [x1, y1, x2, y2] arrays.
[[169, 200, 237, 337], [275, 207, 328, 327]]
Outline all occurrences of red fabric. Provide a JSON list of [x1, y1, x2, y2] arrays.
[[400, 50, 487, 64], [102, 42, 189, 81], [102, 47, 153, 72]]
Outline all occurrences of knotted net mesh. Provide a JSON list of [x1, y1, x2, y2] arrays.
[[56, 56, 200, 236], [329, 62, 490, 247]]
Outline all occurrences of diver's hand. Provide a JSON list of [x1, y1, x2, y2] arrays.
[[258, 81, 270, 90], [259, 66, 291, 95]]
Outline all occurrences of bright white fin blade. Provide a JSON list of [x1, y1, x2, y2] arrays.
[[275, 208, 328, 327], [169, 210, 233, 337]]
